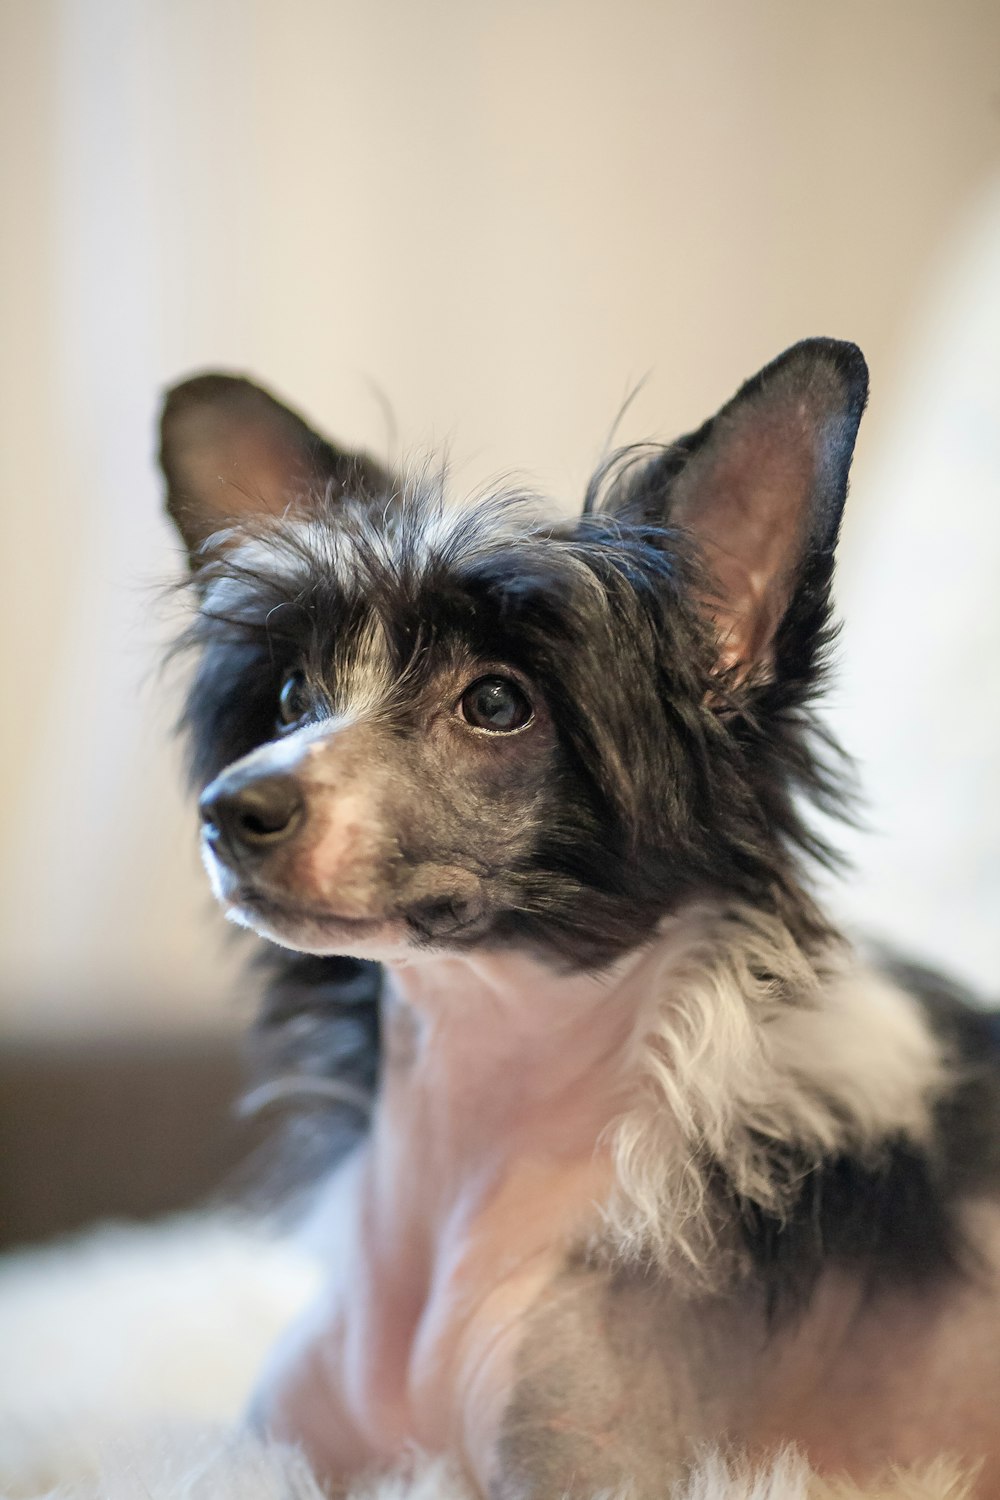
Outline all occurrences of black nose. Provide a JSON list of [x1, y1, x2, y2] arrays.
[[199, 774, 304, 865]]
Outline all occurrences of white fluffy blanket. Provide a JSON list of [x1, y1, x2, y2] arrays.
[[0, 1214, 318, 1498]]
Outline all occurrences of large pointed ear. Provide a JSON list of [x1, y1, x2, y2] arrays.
[[600, 339, 868, 681], [159, 373, 392, 567]]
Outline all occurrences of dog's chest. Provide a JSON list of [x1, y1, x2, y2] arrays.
[[315, 1163, 770, 1498], [257, 979, 629, 1481], [295, 1135, 616, 1488]]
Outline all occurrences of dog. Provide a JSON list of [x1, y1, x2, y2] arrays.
[[159, 340, 999, 1499]]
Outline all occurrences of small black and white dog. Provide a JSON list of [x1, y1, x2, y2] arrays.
[[161, 341, 999, 1499]]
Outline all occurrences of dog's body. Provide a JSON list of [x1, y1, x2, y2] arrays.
[[249, 946, 1000, 1498], [160, 342, 1000, 1498]]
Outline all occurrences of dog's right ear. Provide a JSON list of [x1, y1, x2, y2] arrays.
[[159, 374, 391, 568], [588, 339, 867, 685]]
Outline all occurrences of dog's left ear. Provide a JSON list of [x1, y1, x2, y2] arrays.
[[598, 339, 868, 680], [159, 373, 391, 568]]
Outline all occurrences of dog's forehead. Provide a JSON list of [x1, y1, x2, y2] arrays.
[[205, 488, 572, 620]]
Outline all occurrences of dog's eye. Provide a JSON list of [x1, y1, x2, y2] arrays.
[[278, 670, 311, 727], [459, 676, 533, 733]]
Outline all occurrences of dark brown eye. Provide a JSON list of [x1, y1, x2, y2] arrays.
[[460, 676, 533, 733], [278, 669, 311, 727]]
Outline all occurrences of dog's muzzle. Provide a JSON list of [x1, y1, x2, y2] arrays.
[[199, 753, 491, 945]]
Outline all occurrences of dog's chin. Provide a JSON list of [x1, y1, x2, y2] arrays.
[[200, 849, 392, 958], [219, 885, 494, 963], [204, 852, 494, 962], [221, 889, 412, 961]]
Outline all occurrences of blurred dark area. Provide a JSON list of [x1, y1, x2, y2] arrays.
[[0, 1035, 268, 1250]]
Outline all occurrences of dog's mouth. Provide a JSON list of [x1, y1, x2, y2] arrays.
[[230, 882, 382, 931], [224, 878, 492, 950], [218, 882, 390, 959]]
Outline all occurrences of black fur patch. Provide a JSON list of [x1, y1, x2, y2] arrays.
[[242, 949, 382, 1190], [729, 958, 1000, 1315]]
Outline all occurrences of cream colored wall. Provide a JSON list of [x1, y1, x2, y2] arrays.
[[2, 0, 999, 1032]]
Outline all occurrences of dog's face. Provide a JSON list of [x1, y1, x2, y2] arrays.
[[161, 342, 867, 969]]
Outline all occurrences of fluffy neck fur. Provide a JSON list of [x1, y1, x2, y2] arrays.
[[604, 903, 947, 1280], [368, 901, 946, 1286]]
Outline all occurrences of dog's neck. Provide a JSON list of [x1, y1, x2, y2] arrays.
[[362, 904, 944, 1280], [378, 945, 649, 1169]]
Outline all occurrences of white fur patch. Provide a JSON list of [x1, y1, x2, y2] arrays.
[[337, 611, 396, 723], [391, 481, 553, 564], [199, 535, 288, 615], [232, 484, 555, 593], [677, 1447, 975, 1500], [605, 904, 948, 1275]]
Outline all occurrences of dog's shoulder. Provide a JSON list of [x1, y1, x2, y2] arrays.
[[735, 953, 1000, 1316], [882, 954, 1000, 1194]]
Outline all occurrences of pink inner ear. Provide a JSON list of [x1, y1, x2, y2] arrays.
[[163, 371, 400, 569], [672, 406, 817, 680], [161, 374, 375, 561], [180, 413, 316, 530]]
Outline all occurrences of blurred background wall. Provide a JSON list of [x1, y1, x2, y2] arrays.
[[2, 0, 999, 1041]]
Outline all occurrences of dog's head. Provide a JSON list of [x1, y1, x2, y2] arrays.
[[161, 341, 867, 969]]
